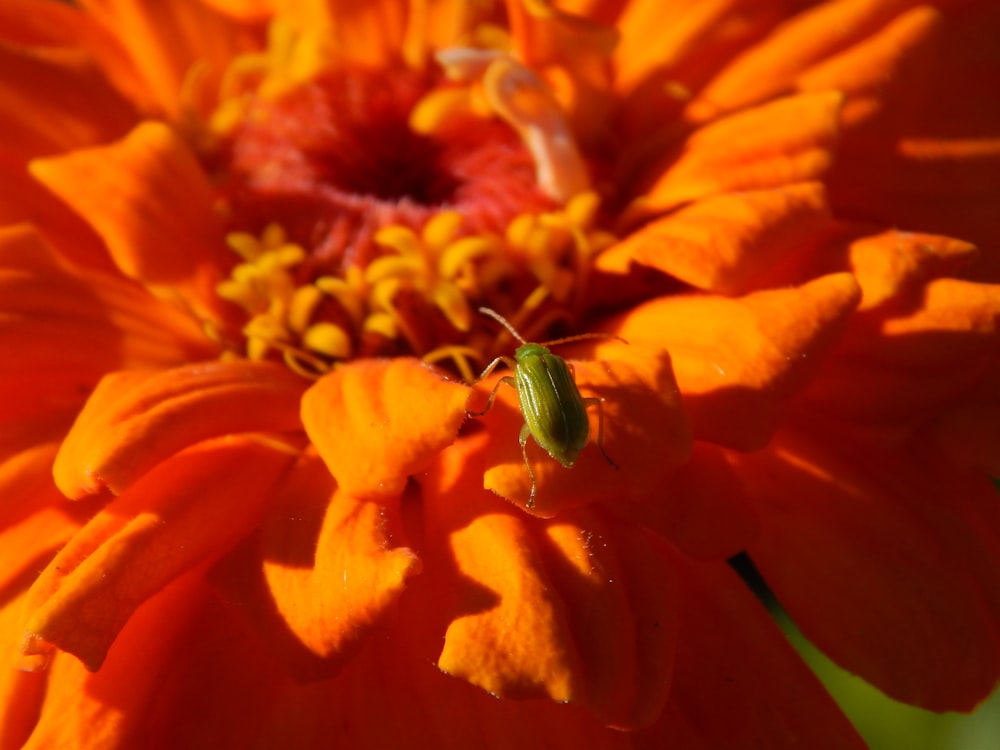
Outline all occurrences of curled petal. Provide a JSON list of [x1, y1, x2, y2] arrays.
[[599, 182, 832, 294], [302, 358, 469, 498], [21, 436, 294, 672], [432, 448, 680, 725], [611, 273, 861, 449], [210, 454, 421, 680], [437, 509, 583, 702], [30, 122, 232, 321], [53, 360, 305, 499], [801, 278, 1000, 437], [540, 508, 678, 729], [12, 573, 212, 749], [480, 343, 692, 516], [632, 91, 841, 214], [264, 486, 420, 663], [0, 442, 91, 601], [846, 229, 978, 311]]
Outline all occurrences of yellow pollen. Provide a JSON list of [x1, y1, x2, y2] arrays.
[[215, 199, 614, 380], [209, 16, 334, 137]]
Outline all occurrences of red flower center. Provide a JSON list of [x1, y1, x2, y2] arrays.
[[212, 68, 556, 273]]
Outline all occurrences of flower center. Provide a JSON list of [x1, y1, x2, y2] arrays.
[[206, 41, 615, 380]]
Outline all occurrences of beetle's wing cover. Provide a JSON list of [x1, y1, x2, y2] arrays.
[[516, 352, 590, 466]]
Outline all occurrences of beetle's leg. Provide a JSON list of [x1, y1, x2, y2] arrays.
[[478, 355, 517, 381], [584, 397, 619, 470], [466, 375, 517, 417], [518, 422, 539, 508]]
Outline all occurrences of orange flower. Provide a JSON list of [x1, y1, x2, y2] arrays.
[[2, 0, 1000, 747]]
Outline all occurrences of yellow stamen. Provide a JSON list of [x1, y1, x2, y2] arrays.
[[216, 197, 614, 379]]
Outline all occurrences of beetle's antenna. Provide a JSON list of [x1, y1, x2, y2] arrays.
[[540, 332, 628, 348], [478, 307, 527, 345]]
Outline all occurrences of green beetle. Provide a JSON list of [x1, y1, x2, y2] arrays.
[[467, 307, 620, 507]]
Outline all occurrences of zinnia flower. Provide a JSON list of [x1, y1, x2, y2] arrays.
[[2, 0, 999, 747]]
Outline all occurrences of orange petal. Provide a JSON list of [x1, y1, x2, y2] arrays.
[[196, 0, 275, 21], [0, 44, 136, 158], [612, 0, 787, 143], [0, 168, 113, 273], [209, 453, 422, 681], [0, 443, 92, 599], [76, 0, 252, 118], [734, 430, 1000, 710], [427, 453, 679, 726], [53, 360, 305, 499], [29, 121, 232, 322], [631, 91, 841, 214], [846, 229, 979, 311], [611, 273, 861, 449], [301, 358, 469, 498], [21, 436, 294, 672], [436, 508, 583, 702], [261, 476, 421, 667], [83, 569, 630, 748], [926, 363, 1000, 476], [794, 6, 941, 126], [0, 226, 217, 388], [613, 0, 756, 95], [19, 572, 213, 746], [264, 492, 420, 656], [800, 278, 1000, 436], [632, 442, 760, 562], [826, 4, 1000, 268], [480, 342, 692, 516], [540, 508, 678, 729], [688, 1, 939, 121], [598, 182, 832, 294], [636, 555, 866, 749]]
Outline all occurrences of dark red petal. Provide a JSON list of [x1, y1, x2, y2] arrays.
[[636, 555, 867, 750], [735, 428, 1000, 710]]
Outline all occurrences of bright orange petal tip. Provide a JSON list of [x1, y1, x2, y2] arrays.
[[53, 361, 306, 500], [482, 342, 691, 517], [209, 454, 423, 683], [439, 506, 679, 728], [302, 358, 470, 498], [437, 509, 583, 703], [847, 229, 979, 311], [261, 483, 422, 669]]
